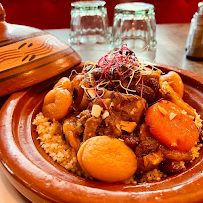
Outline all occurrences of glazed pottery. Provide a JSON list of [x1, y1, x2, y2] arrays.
[[1, 63, 203, 203], [0, 3, 81, 97]]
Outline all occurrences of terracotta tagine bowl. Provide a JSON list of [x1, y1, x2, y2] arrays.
[[0, 3, 81, 97], [1, 62, 203, 203]]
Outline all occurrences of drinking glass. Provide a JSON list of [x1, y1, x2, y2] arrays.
[[111, 2, 157, 62], [69, 1, 111, 61]]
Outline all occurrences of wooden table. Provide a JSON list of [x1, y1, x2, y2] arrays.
[[0, 23, 203, 203]]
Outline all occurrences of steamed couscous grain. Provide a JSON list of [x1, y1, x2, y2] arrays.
[[190, 143, 202, 161], [33, 112, 87, 177], [140, 169, 167, 182], [33, 112, 168, 183], [33, 112, 202, 183]]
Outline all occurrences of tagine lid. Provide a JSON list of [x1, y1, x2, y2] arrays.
[[0, 3, 81, 98]]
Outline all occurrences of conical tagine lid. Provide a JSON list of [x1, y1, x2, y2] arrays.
[[0, 3, 81, 97]]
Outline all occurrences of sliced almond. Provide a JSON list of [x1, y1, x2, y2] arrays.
[[120, 121, 137, 133], [116, 123, 121, 130], [102, 110, 109, 120], [169, 112, 177, 121], [181, 110, 187, 115], [158, 105, 168, 116], [87, 89, 96, 99], [91, 104, 103, 118], [171, 142, 177, 147]]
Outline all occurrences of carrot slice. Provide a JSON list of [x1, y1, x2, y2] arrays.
[[145, 100, 199, 151]]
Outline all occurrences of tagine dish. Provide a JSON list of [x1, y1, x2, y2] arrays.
[[33, 45, 203, 184], [1, 45, 203, 203]]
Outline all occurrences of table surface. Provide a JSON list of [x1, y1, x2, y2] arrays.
[[0, 23, 203, 203], [46, 23, 203, 75]]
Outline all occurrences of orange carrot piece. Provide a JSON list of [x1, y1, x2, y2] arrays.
[[145, 100, 199, 151]]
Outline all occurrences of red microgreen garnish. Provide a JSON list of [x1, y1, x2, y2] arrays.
[[84, 45, 144, 110], [93, 45, 140, 110]]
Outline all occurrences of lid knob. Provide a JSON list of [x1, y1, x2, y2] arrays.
[[0, 3, 6, 22], [198, 2, 203, 15]]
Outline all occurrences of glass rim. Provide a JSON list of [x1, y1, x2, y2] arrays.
[[115, 2, 154, 15], [71, 1, 106, 9]]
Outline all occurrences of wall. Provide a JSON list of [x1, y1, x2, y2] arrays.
[[0, 0, 200, 29]]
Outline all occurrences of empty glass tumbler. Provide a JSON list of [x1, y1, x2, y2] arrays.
[[69, 1, 110, 61], [112, 2, 157, 62]]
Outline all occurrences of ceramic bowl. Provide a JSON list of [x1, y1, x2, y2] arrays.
[[1, 63, 203, 203]]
